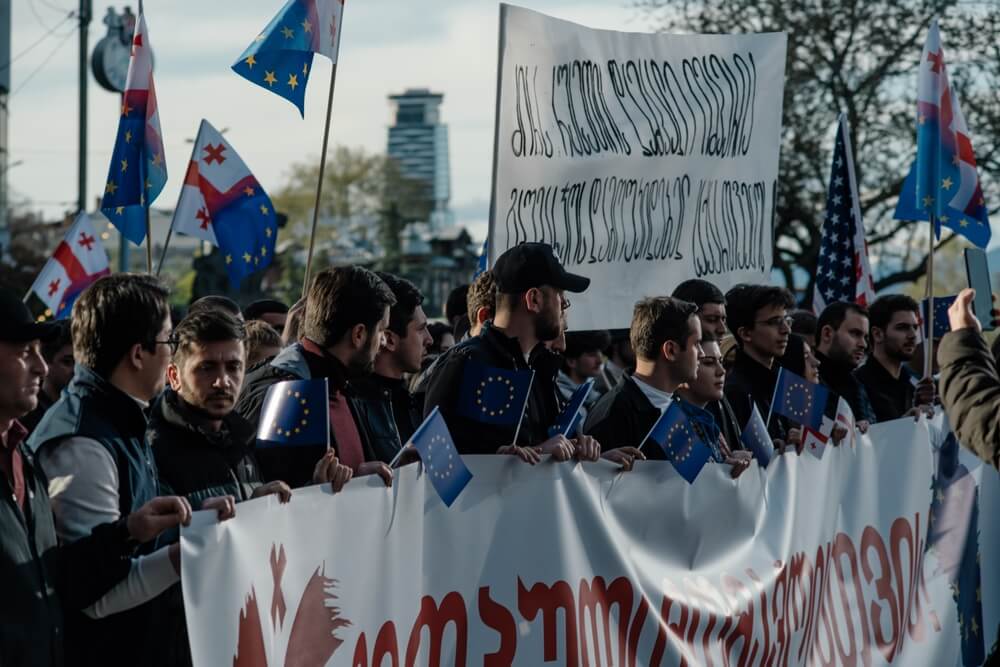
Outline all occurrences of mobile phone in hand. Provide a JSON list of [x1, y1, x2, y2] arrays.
[[964, 248, 995, 332]]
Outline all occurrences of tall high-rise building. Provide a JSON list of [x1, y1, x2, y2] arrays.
[[387, 88, 451, 229]]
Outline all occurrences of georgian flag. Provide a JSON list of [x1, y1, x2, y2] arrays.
[[803, 396, 856, 459], [30, 213, 111, 318]]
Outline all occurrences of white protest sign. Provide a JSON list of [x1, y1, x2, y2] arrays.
[[488, 4, 787, 329]]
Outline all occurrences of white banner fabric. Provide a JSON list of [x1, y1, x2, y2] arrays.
[[182, 417, 999, 666], [488, 5, 787, 329]]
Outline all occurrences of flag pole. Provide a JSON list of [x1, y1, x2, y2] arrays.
[[155, 218, 174, 276], [302, 63, 339, 298], [924, 216, 935, 378], [144, 208, 153, 273]]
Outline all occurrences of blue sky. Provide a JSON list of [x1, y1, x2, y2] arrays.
[[10, 0, 644, 241]]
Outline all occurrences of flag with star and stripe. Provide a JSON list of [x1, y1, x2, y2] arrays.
[[812, 114, 876, 314], [913, 19, 991, 248], [29, 213, 111, 319], [99, 11, 167, 244], [232, 0, 345, 116], [171, 119, 278, 285]]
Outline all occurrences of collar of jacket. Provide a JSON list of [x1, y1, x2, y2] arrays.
[[733, 348, 778, 385], [814, 349, 857, 385], [70, 365, 150, 434], [297, 338, 353, 391], [156, 389, 255, 450], [481, 321, 557, 373], [353, 373, 409, 400]]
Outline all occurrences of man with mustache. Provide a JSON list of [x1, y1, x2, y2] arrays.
[[855, 295, 935, 422], [237, 266, 397, 487], [814, 301, 876, 427]]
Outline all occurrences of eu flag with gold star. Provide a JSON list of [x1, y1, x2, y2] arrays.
[[643, 401, 713, 484], [770, 367, 831, 431], [410, 406, 472, 507], [232, 0, 345, 116], [99, 12, 167, 244], [256, 379, 329, 449], [457, 361, 533, 427], [740, 403, 775, 468]]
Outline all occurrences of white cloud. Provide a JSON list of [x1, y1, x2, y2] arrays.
[[8, 0, 642, 237]]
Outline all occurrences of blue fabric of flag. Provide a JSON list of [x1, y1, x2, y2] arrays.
[[256, 379, 328, 449], [212, 187, 279, 287], [771, 367, 830, 431], [921, 294, 956, 339], [643, 401, 713, 484], [410, 407, 473, 507], [548, 379, 593, 438], [741, 403, 775, 468], [474, 239, 488, 279], [457, 360, 533, 427]]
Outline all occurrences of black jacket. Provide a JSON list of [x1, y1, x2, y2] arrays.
[[236, 341, 377, 487], [815, 350, 877, 423], [352, 374, 422, 462], [724, 349, 787, 442], [1, 428, 137, 667], [707, 397, 745, 453], [854, 358, 916, 423], [148, 390, 263, 508], [583, 375, 663, 456], [422, 322, 562, 454], [20, 389, 55, 436], [27, 366, 161, 667]]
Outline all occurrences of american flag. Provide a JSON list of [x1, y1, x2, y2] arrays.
[[813, 114, 876, 314]]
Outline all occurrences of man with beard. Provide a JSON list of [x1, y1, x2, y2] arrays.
[[584, 296, 703, 457], [352, 273, 432, 461], [854, 295, 935, 422], [723, 284, 798, 444], [237, 266, 397, 487], [423, 243, 601, 463], [814, 301, 876, 426]]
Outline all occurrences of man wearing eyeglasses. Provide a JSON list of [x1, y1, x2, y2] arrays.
[[28, 274, 236, 666], [723, 284, 799, 444], [815, 301, 876, 428]]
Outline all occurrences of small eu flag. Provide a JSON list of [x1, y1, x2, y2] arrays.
[[232, 0, 345, 116], [549, 379, 594, 437], [741, 403, 775, 468], [256, 379, 329, 449], [921, 294, 956, 340], [410, 407, 473, 507], [770, 367, 831, 431], [474, 239, 488, 279], [457, 360, 534, 426], [643, 402, 713, 484]]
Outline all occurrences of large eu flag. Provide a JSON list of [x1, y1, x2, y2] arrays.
[[256, 379, 329, 449], [457, 361, 533, 426], [770, 367, 830, 431], [410, 407, 473, 507], [643, 401, 713, 484], [232, 0, 346, 116]]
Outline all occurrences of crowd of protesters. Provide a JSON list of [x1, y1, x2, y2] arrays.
[[1, 239, 966, 666]]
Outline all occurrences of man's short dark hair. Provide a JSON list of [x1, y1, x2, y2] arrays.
[[243, 299, 289, 321], [724, 284, 795, 346], [303, 266, 396, 348], [868, 295, 919, 332], [445, 284, 470, 323], [245, 319, 281, 354], [564, 330, 612, 360], [188, 295, 242, 319], [789, 309, 818, 337], [672, 279, 725, 308], [630, 297, 699, 360], [700, 331, 719, 346], [172, 310, 246, 366], [467, 270, 497, 327], [41, 320, 72, 362], [815, 301, 870, 345], [376, 272, 425, 338], [72, 274, 170, 378]]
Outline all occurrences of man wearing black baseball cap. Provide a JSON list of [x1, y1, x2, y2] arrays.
[[0, 288, 194, 666], [423, 242, 604, 463]]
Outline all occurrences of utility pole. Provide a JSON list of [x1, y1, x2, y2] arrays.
[[78, 0, 92, 215]]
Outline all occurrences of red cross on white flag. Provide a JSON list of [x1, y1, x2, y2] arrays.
[[30, 213, 111, 315]]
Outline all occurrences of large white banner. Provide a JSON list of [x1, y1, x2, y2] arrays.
[[488, 5, 787, 329], [183, 416, 999, 666]]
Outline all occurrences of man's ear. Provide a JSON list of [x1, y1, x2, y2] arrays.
[[349, 323, 367, 350], [476, 306, 492, 325], [166, 363, 182, 391], [820, 324, 834, 345], [382, 330, 399, 353], [524, 288, 543, 315], [737, 326, 752, 347], [127, 342, 145, 371], [870, 326, 884, 345], [661, 340, 678, 362]]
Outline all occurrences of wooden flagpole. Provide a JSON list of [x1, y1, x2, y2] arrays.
[[302, 63, 339, 297], [155, 219, 173, 276]]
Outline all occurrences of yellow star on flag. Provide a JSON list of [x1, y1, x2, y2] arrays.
[[263, 70, 277, 87], [243, 252, 252, 263], [960, 219, 969, 228], [281, 26, 294, 39], [243, 186, 255, 197], [261, 245, 267, 256], [121, 159, 128, 172], [115, 206, 124, 215], [225, 255, 233, 265], [124, 130, 132, 143], [121, 102, 132, 116], [152, 152, 163, 167], [303, 62, 309, 75], [245, 54, 256, 68], [302, 19, 312, 33], [941, 176, 954, 190], [145, 178, 151, 190], [265, 227, 273, 238], [260, 204, 269, 215], [105, 181, 118, 195], [287, 73, 299, 90], [923, 195, 934, 207]]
